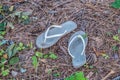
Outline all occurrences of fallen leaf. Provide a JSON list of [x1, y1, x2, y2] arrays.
[[3, 54, 8, 59], [40, 59, 47, 63], [93, 47, 105, 56], [9, 57, 19, 65], [32, 56, 38, 68], [86, 72, 94, 79], [7, 22, 15, 29], [6, 44, 18, 58], [0, 22, 7, 31], [9, 6, 14, 12]]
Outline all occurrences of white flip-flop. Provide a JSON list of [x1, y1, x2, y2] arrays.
[[68, 31, 88, 68], [36, 21, 77, 48]]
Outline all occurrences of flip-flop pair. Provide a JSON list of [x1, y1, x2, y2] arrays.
[[36, 21, 88, 68]]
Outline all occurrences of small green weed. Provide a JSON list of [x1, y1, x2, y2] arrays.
[[35, 51, 43, 58], [1, 69, 9, 76], [1, 66, 9, 76], [32, 56, 38, 68], [106, 32, 112, 36], [53, 72, 60, 77], [9, 57, 19, 65], [102, 54, 109, 59], [64, 71, 88, 80], [27, 42, 33, 49], [84, 64, 94, 69], [49, 52, 58, 59], [112, 45, 119, 51], [111, 0, 120, 9], [43, 52, 58, 59], [47, 69, 52, 75], [0, 49, 4, 56], [113, 35, 120, 42], [0, 41, 27, 76], [17, 42, 26, 51]]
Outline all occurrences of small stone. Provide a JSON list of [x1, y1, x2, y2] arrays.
[[20, 68, 27, 73], [113, 76, 120, 80], [48, 10, 57, 14], [114, 53, 119, 59], [11, 71, 18, 77]]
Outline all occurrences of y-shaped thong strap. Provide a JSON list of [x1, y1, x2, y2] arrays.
[[68, 35, 86, 58], [44, 25, 67, 43]]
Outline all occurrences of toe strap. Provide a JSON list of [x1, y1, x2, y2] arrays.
[[44, 25, 67, 42], [68, 35, 86, 58]]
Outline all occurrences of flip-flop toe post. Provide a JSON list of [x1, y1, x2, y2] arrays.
[[68, 31, 88, 68], [36, 21, 77, 48]]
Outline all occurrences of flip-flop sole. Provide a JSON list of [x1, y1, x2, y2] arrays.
[[36, 21, 77, 48], [72, 52, 86, 68], [68, 31, 88, 68]]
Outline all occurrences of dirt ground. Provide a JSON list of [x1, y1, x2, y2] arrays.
[[1, 0, 120, 80]]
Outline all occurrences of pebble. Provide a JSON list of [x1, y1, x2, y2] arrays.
[[11, 71, 18, 77], [20, 68, 27, 73]]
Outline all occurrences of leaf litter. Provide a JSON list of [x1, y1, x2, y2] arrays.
[[0, 0, 120, 80]]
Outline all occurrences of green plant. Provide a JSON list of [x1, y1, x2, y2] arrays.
[[6, 44, 18, 58], [0, 22, 7, 31], [42, 52, 58, 59], [53, 72, 60, 77], [1, 66, 9, 76], [0, 58, 7, 68], [84, 64, 94, 69], [113, 35, 120, 41], [111, 0, 120, 8], [11, 11, 32, 25], [0, 49, 4, 56], [89, 65, 94, 69], [102, 54, 109, 59], [35, 51, 43, 58], [0, 31, 6, 36], [27, 42, 33, 49], [32, 56, 38, 68], [47, 69, 52, 75], [112, 45, 119, 51], [17, 42, 25, 51], [64, 71, 88, 80], [9, 57, 19, 65], [106, 32, 112, 36], [49, 52, 58, 59], [43, 54, 49, 59]]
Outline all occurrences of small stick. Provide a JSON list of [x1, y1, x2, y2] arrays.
[[85, 3, 102, 12], [101, 70, 115, 80], [52, 0, 72, 10]]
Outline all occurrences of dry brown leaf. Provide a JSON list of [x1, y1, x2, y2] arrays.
[[40, 59, 47, 63], [3, 54, 8, 59], [86, 72, 94, 79], [93, 47, 105, 56]]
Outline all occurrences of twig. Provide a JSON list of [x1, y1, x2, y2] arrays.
[[101, 70, 115, 80], [85, 3, 103, 12], [52, 0, 72, 10]]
